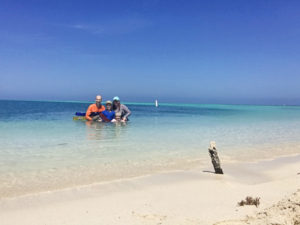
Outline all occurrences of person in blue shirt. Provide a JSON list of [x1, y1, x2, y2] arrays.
[[101, 101, 115, 122]]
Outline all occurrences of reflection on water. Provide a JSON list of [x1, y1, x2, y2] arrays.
[[85, 121, 128, 140]]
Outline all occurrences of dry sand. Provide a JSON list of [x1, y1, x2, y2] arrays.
[[215, 189, 300, 225], [0, 155, 299, 225]]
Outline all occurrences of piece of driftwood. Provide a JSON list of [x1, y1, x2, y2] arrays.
[[208, 141, 224, 174]]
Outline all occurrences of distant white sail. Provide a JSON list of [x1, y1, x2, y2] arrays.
[[155, 99, 158, 107]]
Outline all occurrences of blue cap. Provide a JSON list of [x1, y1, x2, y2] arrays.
[[113, 96, 120, 101]]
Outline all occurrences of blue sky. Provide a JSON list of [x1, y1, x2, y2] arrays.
[[0, 0, 300, 104]]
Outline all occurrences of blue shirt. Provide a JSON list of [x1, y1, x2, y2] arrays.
[[101, 110, 115, 121]]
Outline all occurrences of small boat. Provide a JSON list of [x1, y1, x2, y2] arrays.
[[73, 112, 87, 121], [155, 99, 158, 107], [73, 112, 110, 122]]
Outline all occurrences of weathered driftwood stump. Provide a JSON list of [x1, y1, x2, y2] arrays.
[[208, 141, 224, 174]]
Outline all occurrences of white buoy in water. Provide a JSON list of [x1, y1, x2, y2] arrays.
[[155, 99, 158, 107]]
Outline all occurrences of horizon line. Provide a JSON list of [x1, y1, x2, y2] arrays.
[[0, 98, 299, 107]]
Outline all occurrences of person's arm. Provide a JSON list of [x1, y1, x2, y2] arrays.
[[112, 111, 116, 119], [85, 105, 93, 121], [99, 112, 110, 122], [121, 104, 131, 120], [110, 112, 116, 122]]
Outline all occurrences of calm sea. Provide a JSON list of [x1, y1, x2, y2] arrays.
[[0, 100, 300, 197]]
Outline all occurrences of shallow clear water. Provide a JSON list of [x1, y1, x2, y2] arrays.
[[0, 100, 300, 197]]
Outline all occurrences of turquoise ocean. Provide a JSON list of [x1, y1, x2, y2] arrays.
[[0, 100, 300, 197]]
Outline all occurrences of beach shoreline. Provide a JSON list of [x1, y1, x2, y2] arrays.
[[2, 100, 300, 201], [1, 143, 300, 199], [1, 153, 299, 225]]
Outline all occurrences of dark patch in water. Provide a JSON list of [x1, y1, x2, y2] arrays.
[[57, 143, 68, 146]]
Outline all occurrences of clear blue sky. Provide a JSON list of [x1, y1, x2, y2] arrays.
[[1, 0, 300, 104]]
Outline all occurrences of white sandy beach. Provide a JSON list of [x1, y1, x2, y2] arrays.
[[0, 154, 299, 225]]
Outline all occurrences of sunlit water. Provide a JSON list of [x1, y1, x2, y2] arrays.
[[0, 100, 300, 197]]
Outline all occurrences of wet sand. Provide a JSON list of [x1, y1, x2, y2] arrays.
[[0, 154, 299, 225]]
